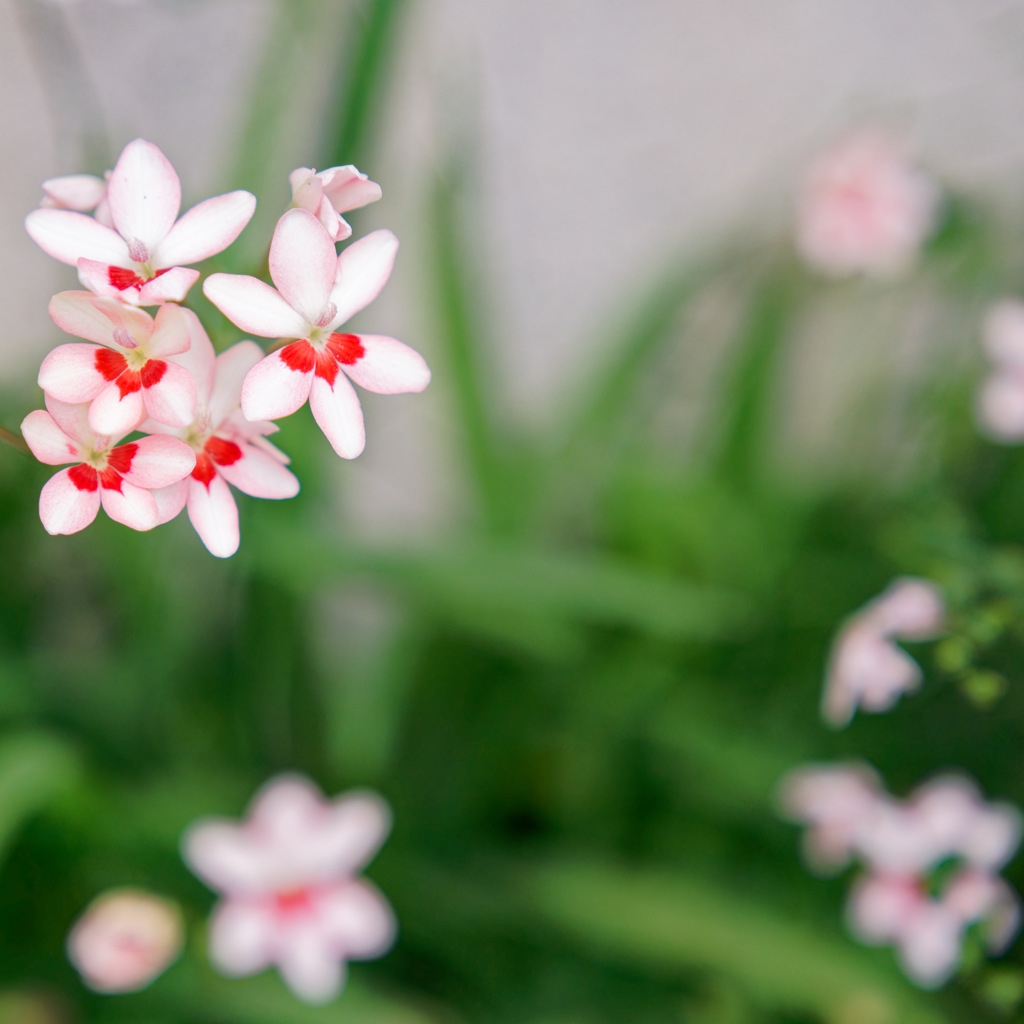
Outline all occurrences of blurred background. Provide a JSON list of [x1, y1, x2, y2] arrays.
[[5, 0, 1024, 1021]]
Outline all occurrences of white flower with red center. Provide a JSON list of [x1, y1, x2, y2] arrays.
[[795, 128, 939, 278], [26, 138, 256, 305], [41, 291, 197, 437], [203, 208, 431, 458], [21, 397, 195, 534], [144, 309, 299, 558], [182, 774, 396, 1005], [288, 165, 382, 242]]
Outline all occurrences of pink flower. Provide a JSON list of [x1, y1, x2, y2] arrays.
[[182, 774, 396, 1004], [40, 172, 113, 227], [145, 309, 300, 558], [21, 396, 195, 534], [26, 139, 255, 305], [66, 889, 183, 994], [41, 291, 197, 437], [977, 300, 1024, 442], [289, 165, 382, 242], [204, 209, 431, 459], [821, 577, 944, 727], [795, 129, 939, 278]]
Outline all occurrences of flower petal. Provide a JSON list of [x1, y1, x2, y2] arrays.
[[268, 209, 338, 325], [240, 349, 314, 422], [100, 480, 160, 531], [41, 174, 107, 211], [107, 139, 181, 257], [156, 190, 256, 267], [39, 468, 101, 535], [276, 920, 345, 1005], [38, 344, 106, 404], [146, 303, 194, 357], [340, 334, 431, 395], [49, 291, 154, 347], [207, 900, 275, 977], [218, 445, 299, 500], [307, 792, 392, 876], [88, 384, 145, 437], [328, 229, 398, 327], [25, 209, 130, 268], [204, 274, 309, 339], [44, 396, 96, 443], [142, 360, 198, 428], [207, 341, 264, 425], [151, 479, 189, 525], [136, 267, 201, 305], [183, 820, 281, 894], [309, 374, 365, 459], [320, 165, 382, 213], [187, 474, 240, 558], [318, 880, 396, 960], [21, 410, 79, 465], [121, 434, 196, 489], [163, 308, 216, 405]]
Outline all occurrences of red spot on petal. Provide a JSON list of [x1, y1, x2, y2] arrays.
[[107, 265, 171, 291], [328, 332, 365, 365], [191, 452, 216, 487], [313, 348, 338, 386], [98, 467, 123, 492], [274, 888, 313, 916], [105, 442, 137, 476], [279, 340, 315, 374], [67, 464, 98, 492], [115, 371, 142, 399], [140, 359, 167, 388], [205, 436, 242, 467], [95, 348, 128, 382]]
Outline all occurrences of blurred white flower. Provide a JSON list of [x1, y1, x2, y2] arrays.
[[821, 577, 944, 727], [182, 774, 396, 1005], [977, 299, 1024, 442], [66, 888, 183, 993], [795, 129, 939, 278]]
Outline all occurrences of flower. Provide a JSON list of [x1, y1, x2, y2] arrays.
[[977, 299, 1024, 442], [26, 139, 255, 305], [40, 173, 113, 227], [289, 165, 382, 242], [21, 396, 195, 534], [821, 577, 944, 727], [66, 889, 183, 994], [42, 291, 197, 437], [203, 209, 431, 458], [145, 309, 300, 558], [795, 128, 939, 278], [182, 774, 396, 1004]]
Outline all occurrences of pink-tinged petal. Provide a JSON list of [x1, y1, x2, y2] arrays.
[[328, 229, 398, 327], [38, 344, 106, 404], [320, 165, 382, 213], [977, 371, 1024, 443], [218, 445, 299, 500], [204, 274, 310, 339], [306, 792, 391, 876], [249, 775, 325, 838], [897, 902, 964, 989], [100, 481, 159, 531], [162, 308, 216, 404], [146, 303, 194, 358], [121, 434, 196, 488], [340, 334, 431, 395], [107, 140, 181, 257], [49, 291, 154, 347], [141, 361, 197, 428], [88, 384, 145, 437], [309, 374, 365, 459], [39, 468, 101, 535], [208, 342, 264, 425], [318, 203, 345, 242], [268, 209, 337, 324], [183, 821, 281, 894], [186, 474, 240, 558], [276, 920, 345, 1005], [983, 300, 1024, 369], [289, 168, 323, 212], [21, 410, 80, 465], [25, 209, 130, 268], [135, 267, 200, 305], [44, 395, 96, 444], [318, 880, 396, 960], [76, 258, 141, 302], [151, 478, 189, 525], [846, 874, 920, 945], [240, 349, 314, 422], [207, 900, 275, 976], [155, 190, 257, 267], [41, 174, 107, 211]]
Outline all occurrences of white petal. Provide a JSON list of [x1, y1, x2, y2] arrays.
[[207, 341, 265, 425], [182, 820, 281, 894], [107, 139, 181, 256], [151, 479, 189, 525], [309, 374, 365, 459], [88, 385, 146, 437], [21, 410, 80, 465], [76, 258, 140, 302], [38, 344, 106, 404], [318, 880, 396, 959], [162, 308, 216, 405], [328, 229, 398, 327], [155, 190, 256, 267], [44, 396, 96, 444], [41, 174, 107, 211], [240, 349, 314, 422], [204, 274, 309, 339], [268, 209, 338, 325], [276, 921, 345, 1005], [121, 434, 196, 488], [100, 480, 159, 531], [39, 468, 101, 535], [307, 792, 392, 876], [25, 209, 130, 267], [320, 166, 382, 213], [142, 360, 197, 428], [147, 303, 195, 357], [207, 900, 275, 977], [218, 445, 299, 500], [49, 291, 153, 347], [136, 267, 200, 305], [340, 334, 431, 395], [187, 474, 240, 558]]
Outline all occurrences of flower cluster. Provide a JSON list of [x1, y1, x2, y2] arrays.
[[781, 765, 1021, 987], [21, 139, 430, 556]]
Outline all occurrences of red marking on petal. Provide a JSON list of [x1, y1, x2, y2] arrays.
[[274, 888, 313, 916], [205, 436, 242, 467], [95, 348, 128, 382], [105, 442, 137, 476], [68, 464, 98, 492], [140, 359, 167, 388], [192, 452, 216, 487], [107, 265, 171, 291], [314, 348, 338, 386], [279, 340, 316, 375], [327, 332, 365, 366], [99, 467, 123, 492], [115, 370, 142, 399]]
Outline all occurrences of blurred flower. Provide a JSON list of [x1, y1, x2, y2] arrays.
[[26, 138, 255, 305], [40, 173, 112, 228], [795, 128, 939, 278], [204, 209, 431, 459], [145, 309, 299, 558], [21, 396, 195, 535], [821, 577, 944, 727], [977, 299, 1024, 442], [289, 165, 382, 242], [66, 889, 183, 994], [182, 774, 396, 1004]]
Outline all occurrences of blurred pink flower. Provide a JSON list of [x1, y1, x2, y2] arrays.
[[66, 889, 183, 994], [977, 299, 1024, 442], [821, 577, 944, 727], [289, 165, 382, 242], [182, 774, 396, 1005], [795, 129, 939, 278]]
